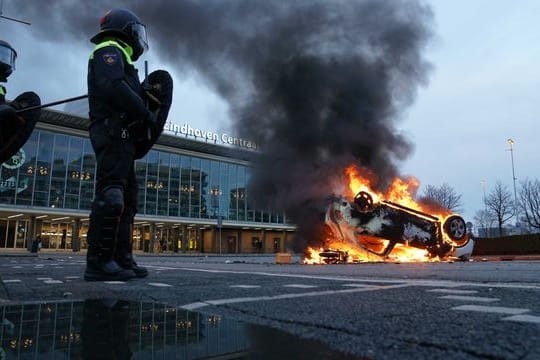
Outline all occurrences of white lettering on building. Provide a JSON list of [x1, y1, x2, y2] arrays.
[[164, 122, 258, 151]]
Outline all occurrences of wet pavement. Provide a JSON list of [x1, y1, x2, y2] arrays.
[[0, 299, 357, 360], [0, 252, 539, 359]]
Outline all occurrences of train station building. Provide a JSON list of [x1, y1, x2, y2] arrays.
[[0, 108, 296, 254]]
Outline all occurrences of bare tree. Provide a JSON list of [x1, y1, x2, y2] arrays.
[[420, 183, 463, 212], [518, 179, 540, 230], [473, 209, 495, 237], [484, 181, 514, 236]]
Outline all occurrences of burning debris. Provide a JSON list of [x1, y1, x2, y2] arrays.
[[304, 166, 470, 264]]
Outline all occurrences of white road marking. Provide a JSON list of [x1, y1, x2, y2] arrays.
[[64, 276, 80, 279], [154, 266, 540, 290], [342, 284, 371, 287], [181, 283, 410, 311], [502, 314, 540, 324], [2, 279, 21, 283], [44, 280, 63, 284], [452, 305, 530, 315], [36, 277, 52, 281], [283, 284, 317, 289], [230, 285, 261, 288], [439, 295, 499, 302], [148, 282, 172, 287], [12, 266, 22, 269], [104, 281, 127, 284], [427, 289, 478, 294]]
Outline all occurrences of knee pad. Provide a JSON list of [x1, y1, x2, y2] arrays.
[[100, 186, 124, 217]]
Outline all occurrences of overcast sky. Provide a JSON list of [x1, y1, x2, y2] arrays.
[[1, 1, 539, 225]]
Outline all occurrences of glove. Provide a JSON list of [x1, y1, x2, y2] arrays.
[[142, 80, 161, 112]]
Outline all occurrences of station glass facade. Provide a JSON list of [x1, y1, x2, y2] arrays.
[[0, 113, 294, 253]]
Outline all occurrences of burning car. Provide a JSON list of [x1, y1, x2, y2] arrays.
[[325, 191, 470, 259]]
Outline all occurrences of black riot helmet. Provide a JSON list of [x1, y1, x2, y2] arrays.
[[90, 8, 148, 61], [0, 40, 17, 81]]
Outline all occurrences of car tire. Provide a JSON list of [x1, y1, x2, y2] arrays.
[[443, 215, 469, 246], [353, 191, 373, 212]]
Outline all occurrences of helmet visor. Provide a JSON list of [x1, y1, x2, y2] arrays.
[[131, 22, 149, 52], [0, 44, 16, 70]]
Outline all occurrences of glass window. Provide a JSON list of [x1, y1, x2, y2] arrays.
[[50, 134, 69, 208], [201, 159, 211, 218], [80, 139, 95, 210], [14, 132, 38, 206], [65, 137, 84, 209], [135, 156, 147, 213], [227, 164, 238, 220], [157, 152, 170, 216], [0, 125, 293, 227], [0, 167, 17, 204], [190, 158, 202, 218], [179, 156, 191, 217], [33, 132, 54, 207], [237, 166, 246, 221], [245, 170, 256, 222], [168, 154, 180, 217], [219, 162, 230, 220], [145, 150, 158, 215]]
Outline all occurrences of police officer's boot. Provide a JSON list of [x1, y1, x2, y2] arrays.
[[84, 189, 135, 281], [115, 212, 148, 278]]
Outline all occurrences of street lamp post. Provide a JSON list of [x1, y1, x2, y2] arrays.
[[480, 179, 487, 211], [506, 138, 519, 227]]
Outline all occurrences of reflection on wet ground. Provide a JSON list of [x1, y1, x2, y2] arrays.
[[0, 299, 357, 359]]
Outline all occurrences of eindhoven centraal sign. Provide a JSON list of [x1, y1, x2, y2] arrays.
[[164, 122, 259, 151]]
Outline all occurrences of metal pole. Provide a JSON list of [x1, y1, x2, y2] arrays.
[[480, 180, 487, 211], [15, 94, 88, 113], [507, 139, 519, 225]]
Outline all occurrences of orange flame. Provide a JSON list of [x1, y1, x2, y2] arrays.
[[345, 165, 452, 219], [305, 164, 455, 264]]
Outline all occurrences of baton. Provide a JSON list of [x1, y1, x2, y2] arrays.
[[15, 94, 88, 114]]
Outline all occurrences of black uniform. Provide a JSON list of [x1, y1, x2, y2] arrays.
[[85, 39, 153, 281]]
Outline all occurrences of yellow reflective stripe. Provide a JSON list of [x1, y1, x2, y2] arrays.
[[89, 40, 133, 65], [0, 86, 5, 96]]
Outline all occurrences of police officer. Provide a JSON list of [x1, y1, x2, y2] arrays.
[[0, 40, 16, 103], [85, 8, 155, 281], [0, 39, 40, 165]]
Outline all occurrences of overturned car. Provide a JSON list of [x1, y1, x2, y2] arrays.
[[325, 191, 470, 259]]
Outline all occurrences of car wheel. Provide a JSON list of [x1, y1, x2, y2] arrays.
[[443, 215, 467, 242], [353, 191, 373, 212]]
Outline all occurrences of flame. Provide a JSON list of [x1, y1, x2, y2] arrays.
[[305, 164, 457, 264], [345, 165, 452, 219], [303, 244, 436, 264]]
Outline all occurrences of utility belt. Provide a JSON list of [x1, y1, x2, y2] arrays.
[[98, 112, 150, 142]]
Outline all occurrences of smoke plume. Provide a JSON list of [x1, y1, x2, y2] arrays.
[[11, 0, 433, 249]]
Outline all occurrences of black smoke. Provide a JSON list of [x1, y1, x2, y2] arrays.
[[10, 0, 433, 250]]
